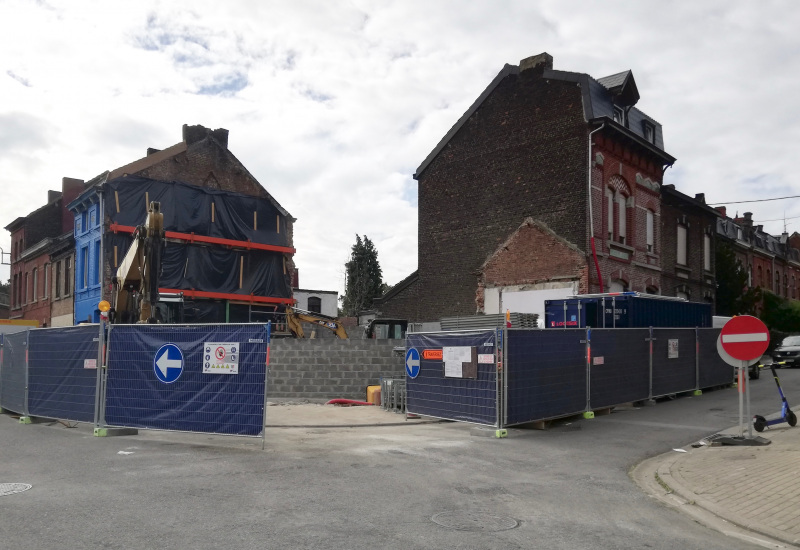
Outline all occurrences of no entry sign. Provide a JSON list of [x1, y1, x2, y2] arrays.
[[720, 315, 770, 362]]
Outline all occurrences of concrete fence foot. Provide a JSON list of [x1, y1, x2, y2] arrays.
[[94, 427, 139, 437]]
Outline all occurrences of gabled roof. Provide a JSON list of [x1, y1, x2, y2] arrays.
[[415, 56, 671, 179], [597, 70, 640, 106]]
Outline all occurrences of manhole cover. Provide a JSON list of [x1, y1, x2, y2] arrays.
[[0, 483, 32, 497], [431, 511, 519, 532]]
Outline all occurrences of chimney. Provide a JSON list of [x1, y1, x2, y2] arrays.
[[694, 193, 706, 204], [519, 52, 553, 73], [742, 212, 753, 228], [715, 206, 727, 218], [182, 123, 210, 145], [48, 190, 62, 203], [147, 147, 161, 156], [61, 177, 86, 234], [211, 128, 229, 149]]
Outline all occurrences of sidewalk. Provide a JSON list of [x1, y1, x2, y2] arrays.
[[634, 422, 800, 548]]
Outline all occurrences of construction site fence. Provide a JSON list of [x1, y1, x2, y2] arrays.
[[404, 327, 733, 428], [0, 323, 269, 437]]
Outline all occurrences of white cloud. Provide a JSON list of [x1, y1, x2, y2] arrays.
[[2, 0, 800, 291]]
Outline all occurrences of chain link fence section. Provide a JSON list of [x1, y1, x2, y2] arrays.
[[0, 330, 28, 415], [406, 330, 498, 426], [27, 326, 101, 423], [651, 328, 697, 398], [104, 324, 267, 436], [589, 328, 651, 409], [504, 329, 587, 426]]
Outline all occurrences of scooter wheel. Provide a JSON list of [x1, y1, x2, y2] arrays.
[[754, 416, 767, 432], [789, 411, 797, 427]]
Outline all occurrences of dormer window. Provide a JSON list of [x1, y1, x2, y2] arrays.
[[642, 121, 655, 143], [613, 106, 625, 125]]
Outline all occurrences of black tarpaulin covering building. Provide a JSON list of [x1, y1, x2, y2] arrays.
[[98, 176, 295, 323]]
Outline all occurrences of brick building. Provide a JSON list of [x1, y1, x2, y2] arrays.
[[660, 186, 719, 306], [5, 178, 85, 327], [716, 209, 800, 302], [376, 53, 676, 322], [67, 124, 296, 324]]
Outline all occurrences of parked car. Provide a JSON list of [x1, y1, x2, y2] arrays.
[[771, 336, 800, 367]]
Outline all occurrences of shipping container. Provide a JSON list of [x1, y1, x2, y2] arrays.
[[544, 293, 711, 329]]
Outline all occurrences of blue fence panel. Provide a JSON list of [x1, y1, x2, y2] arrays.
[[651, 328, 697, 397], [406, 331, 497, 426], [697, 328, 732, 388], [505, 329, 587, 426], [105, 324, 267, 436], [589, 328, 651, 409], [0, 330, 28, 415], [27, 326, 99, 423]]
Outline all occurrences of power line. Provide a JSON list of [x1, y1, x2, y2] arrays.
[[707, 194, 800, 206], [754, 214, 800, 223]]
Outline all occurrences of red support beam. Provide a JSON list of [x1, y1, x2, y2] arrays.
[[160, 288, 296, 305], [108, 223, 296, 255]]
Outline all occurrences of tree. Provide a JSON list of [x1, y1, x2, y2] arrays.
[[760, 291, 800, 333], [715, 241, 761, 316], [341, 235, 384, 317]]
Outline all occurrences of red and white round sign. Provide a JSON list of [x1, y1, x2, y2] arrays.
[[719, 315, 770, 362]]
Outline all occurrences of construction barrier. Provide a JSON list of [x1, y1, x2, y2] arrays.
[[103, 324, 268, 436], [28, 326, 100, 423], [0, 330, 28, 415], [410, 327, 736, 429], [406, 330, 499, 426]]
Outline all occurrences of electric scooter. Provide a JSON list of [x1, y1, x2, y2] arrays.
[[753, 361, 798, 432]]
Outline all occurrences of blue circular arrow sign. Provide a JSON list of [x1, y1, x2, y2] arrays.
[[154, 343, 184, 384], [405, 347, 421, 379]]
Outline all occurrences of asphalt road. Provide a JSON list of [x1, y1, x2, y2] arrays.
[[2, 367, 799, 550]]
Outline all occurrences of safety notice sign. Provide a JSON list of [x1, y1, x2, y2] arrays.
[[203, 342, 239, 374]]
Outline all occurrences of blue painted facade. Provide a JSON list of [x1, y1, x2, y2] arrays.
[[70, 194, 102, 324]]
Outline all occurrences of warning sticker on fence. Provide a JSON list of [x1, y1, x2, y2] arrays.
[[84, 358, 97, 369], [203, 342, 239, 374]]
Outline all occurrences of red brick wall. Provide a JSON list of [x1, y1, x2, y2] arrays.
[[477, 218, 588, 311], [589, 136, 664, 293]]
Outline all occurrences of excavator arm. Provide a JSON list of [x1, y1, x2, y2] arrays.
[[285, 307, 348, 339], [111, 201, 165, 323]]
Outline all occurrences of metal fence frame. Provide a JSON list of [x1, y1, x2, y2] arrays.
[[498, 326, 729, 428], [405, 329, 501, 427]]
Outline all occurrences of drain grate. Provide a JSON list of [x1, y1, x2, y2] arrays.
[[431, 511, 519, 532], [0, 483, 32, 497]]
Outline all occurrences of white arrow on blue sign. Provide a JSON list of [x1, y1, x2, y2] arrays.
[[405, 347, 421, 379], [154, 343, 184, 384]]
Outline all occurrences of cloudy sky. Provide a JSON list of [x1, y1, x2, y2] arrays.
[[2, 1, 799, 294]]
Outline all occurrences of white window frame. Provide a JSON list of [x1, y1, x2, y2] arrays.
[[606, 189, 614, 241], [617, 195, 627, 244], [677, 225, 688, 266], [703, 234, 711, 271], [646, 210, 654, 252], [32, 268, 38, 301]]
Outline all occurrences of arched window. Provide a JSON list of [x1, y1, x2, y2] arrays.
[[307, 296, 322, 314], [608, 280, 627, 292]]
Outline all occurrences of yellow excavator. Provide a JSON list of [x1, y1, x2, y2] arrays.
[[111, 201, 165, 324], [284, 306, 348, 339]]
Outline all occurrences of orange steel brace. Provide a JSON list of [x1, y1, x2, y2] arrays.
[[108, 223, 296, 255]]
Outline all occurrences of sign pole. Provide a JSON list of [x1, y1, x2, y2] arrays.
[[744, 360, 753, 438], [737, 365, 744, 437]]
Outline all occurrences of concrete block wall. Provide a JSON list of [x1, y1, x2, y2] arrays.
[[268, 338, 406, 400]]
